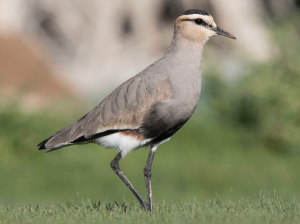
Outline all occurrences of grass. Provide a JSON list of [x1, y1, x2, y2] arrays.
[[1, 195, 300, 224], [1, 104, 300, 205]]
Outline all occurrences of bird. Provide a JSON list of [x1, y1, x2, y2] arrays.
[[38, 9, 236, 212]]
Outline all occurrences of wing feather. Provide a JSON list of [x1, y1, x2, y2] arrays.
[[41, 75, 172, 149]]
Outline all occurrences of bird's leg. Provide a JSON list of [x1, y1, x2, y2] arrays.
[[144, 148, 155, 211], [110, 152, 147, 210]]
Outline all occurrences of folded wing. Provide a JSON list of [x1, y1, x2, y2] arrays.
[[38, 74, 172, 151]]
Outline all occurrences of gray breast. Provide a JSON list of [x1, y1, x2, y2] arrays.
[[138, 61, 202, 142]]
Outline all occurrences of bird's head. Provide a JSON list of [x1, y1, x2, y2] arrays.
[[174, 9, 236, 46]]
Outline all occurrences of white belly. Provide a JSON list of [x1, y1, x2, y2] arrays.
[[94, 133, 152, 157]]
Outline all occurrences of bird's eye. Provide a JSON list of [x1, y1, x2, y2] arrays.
[[194, 19, 204, 25], [209, 25, 213, 28]]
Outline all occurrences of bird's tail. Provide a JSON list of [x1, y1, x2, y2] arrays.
[[37, 137, 51, 150], [37, 123, 77, 152]]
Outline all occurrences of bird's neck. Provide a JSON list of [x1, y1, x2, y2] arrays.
[[167, 33, 205, 67], [163, 33, 205, 103]]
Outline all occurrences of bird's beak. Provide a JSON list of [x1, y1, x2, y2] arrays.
[[213, 27, 236, 39]]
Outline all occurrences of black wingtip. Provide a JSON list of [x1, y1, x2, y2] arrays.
[[37, 138, 50, 150], [38, 145, 46, 150]]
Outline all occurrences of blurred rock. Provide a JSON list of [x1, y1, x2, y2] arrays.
[[0, 0, 295, 102], [0, 33, 73, 109]]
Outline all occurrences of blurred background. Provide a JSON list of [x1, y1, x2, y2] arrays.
[[1, 0, 300, 205]]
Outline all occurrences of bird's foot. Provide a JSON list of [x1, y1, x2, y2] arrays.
[[145, 203, 152, 212]]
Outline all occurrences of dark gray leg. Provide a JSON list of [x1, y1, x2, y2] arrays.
[[110, 152, 147, 210], [144, 149, 155, 211]]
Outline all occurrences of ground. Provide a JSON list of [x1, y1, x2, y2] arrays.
[[1, 195, 300, 224]]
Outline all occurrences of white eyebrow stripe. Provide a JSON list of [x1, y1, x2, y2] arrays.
[[180, 14, 209, 19], [179, 14, 213, 26]]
